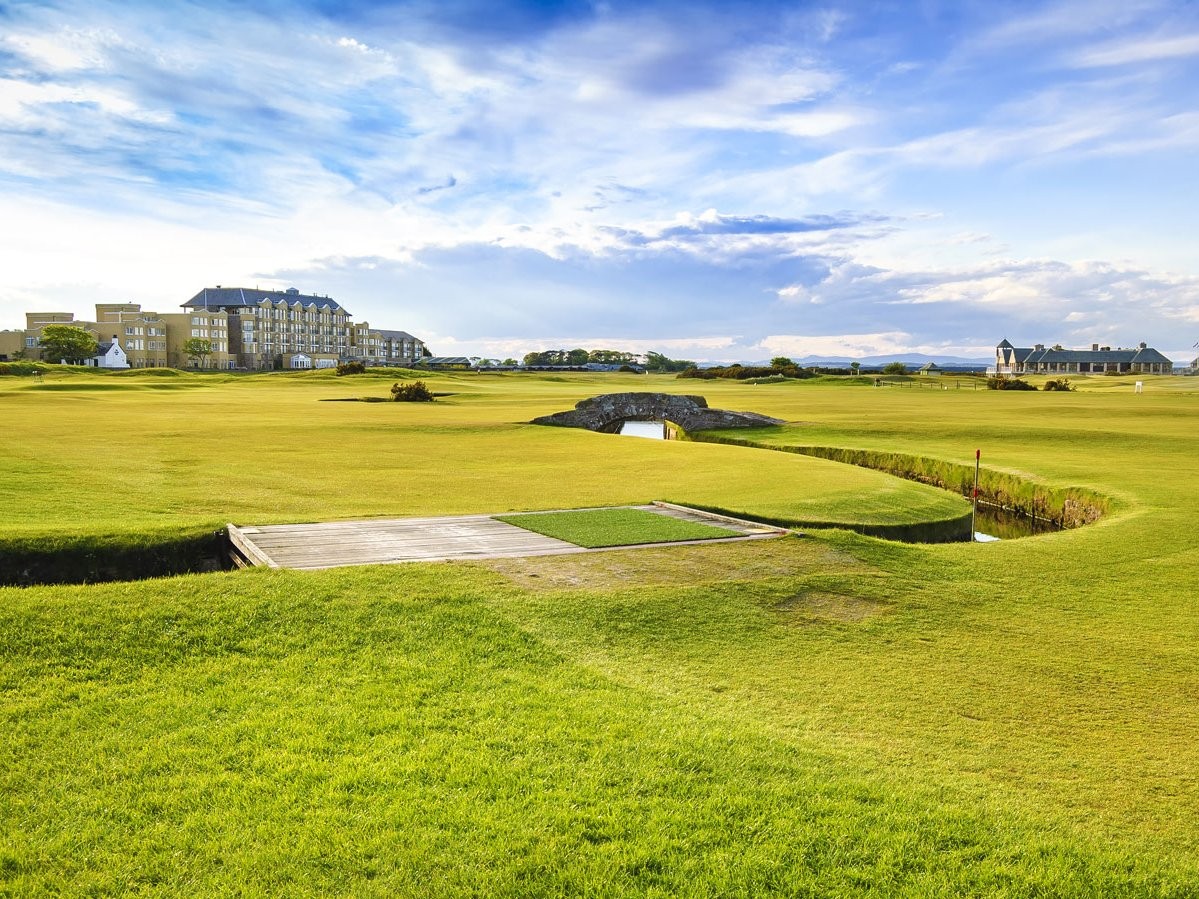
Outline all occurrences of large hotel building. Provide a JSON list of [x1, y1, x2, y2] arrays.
[[0, 286, 426, 370]]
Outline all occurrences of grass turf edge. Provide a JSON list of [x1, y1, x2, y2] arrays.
[[495, 508, 740, 548]]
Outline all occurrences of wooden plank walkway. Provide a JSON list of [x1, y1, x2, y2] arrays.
[[228, 503, 786, 571]]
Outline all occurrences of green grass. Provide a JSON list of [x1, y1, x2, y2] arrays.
[[3, 367, 1199, 894], [0, 368, 967, 539], [3, 564, 1195, 896], [495, 507, 741, 547]]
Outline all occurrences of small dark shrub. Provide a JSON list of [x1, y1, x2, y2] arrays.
[[391, 380, 434, 402], [987, 376, 1037, 391], [1043, 378, 1074, 392], [336, 361, 366, 375]]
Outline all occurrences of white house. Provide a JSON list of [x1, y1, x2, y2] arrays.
[[87, 335, 130, 369]]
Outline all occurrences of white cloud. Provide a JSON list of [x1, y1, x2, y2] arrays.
[[757, 332, 915, 358], [1072, 33, 1199, 67]]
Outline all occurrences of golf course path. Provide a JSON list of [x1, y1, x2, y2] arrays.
[[227, 503, 784, 570]]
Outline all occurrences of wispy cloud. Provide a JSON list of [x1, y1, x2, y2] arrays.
[[1072, 33, 1199, 67]]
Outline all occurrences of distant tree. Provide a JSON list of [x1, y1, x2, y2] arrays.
[[37, 325, 98, 364], [644, 351, 696, 372], [850, 361, 861, 374], [588, 349, 635, 365], [501, 358, 518, 366], [183, 337, 213, 368], [421, 346, 433, 357], [523, 349, 578, 366], [770, 356, 795, 369], [882, 361, 908, 375]]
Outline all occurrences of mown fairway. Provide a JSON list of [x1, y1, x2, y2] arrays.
[[2, 368, 1198, 896], [0, 369, 966, 538]]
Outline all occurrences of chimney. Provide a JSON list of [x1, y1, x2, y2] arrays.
[[1035, 343, 1044, 351], [1101, 346, 1111, 352], [1139, 342, 1147, 349], [1092, 343, 1099, 351]]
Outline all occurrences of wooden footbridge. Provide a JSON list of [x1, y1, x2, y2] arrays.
[[226, 502, 786, 571]]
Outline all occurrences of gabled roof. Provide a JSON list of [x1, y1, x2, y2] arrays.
[[183, 287, 348, 315], [1131, 347, 1173, 364], [996, 338, 1014, 349]]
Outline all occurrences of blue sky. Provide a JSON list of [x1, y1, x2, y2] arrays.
[[1, 0, 1197, 361]]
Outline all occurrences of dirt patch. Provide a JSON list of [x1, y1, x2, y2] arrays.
[[480, 536, 869, 592], [775, 591, 890, 623]]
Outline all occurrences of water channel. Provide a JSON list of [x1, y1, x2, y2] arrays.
[[619, 420, 667, 439], [615, 420, 1054, 541]]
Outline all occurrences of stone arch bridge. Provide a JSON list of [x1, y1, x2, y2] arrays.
[[531, 392, 783, 433]]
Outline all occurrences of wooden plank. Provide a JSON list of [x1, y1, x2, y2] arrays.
[[231, 507, 787, 571], [226, 523, 279, 569]]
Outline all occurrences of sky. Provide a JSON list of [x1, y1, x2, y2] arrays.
[[1, 0, 1197, 363]]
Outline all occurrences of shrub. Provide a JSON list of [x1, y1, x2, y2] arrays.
[[391, 380, 434, 402], [987, 376, 1037, 391], [0, 362, 44, 376], [1043, 378, 1074, 392], [677, 364, 816, 381], [882, 362, 908, 375], [336, 361, 366, 375]]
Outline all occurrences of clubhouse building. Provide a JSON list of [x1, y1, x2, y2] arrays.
[[994, 339, 1173, 376], [0, 287, 426, 370]]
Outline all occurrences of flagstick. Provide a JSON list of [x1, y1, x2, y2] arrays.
[[971, 449, 980, 542]]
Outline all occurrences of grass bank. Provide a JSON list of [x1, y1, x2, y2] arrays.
[[687, 430, 1110, 528]]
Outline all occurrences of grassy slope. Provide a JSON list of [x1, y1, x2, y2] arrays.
[[3, 564, 1193, 897], [3, 369, 1199, 894]]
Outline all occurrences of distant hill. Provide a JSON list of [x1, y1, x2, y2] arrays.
[[697, 353, 992, 369]]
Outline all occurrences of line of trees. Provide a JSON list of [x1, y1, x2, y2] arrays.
[[521, 348, 639, 366], [518, 349, 696, 371]]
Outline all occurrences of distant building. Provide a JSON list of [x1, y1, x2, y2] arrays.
[[420, 356, 473, 370], [86, 335, 130, 369], [916, 362, 942, 376], [994, 340, 1173, 375], [0, 288, 427, 370]]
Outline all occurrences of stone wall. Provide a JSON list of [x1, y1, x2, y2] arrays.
[[531, 392, 783, 433]]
